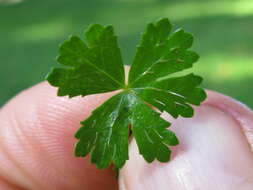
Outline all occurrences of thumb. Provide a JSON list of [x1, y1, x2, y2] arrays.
[[119, 90, 253, 190]]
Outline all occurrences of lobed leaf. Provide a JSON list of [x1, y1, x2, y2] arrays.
[[46, 24, 125, 97], [75, 93, 178, 169], [46, 18, 206, 169], [128, 18, 206, 119]]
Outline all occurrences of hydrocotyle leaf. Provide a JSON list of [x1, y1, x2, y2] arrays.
[[46, 24, 125, 97], [46, 18, 206, 169], [128, 18, 206, 118], [75, 92, 178, 169]]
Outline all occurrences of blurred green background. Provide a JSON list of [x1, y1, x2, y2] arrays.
[[0, 0, 252, 108]]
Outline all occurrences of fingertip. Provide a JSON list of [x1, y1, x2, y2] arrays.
[[204, 90, 253, 149], [120, 91, 253, 190], [0, 82, 117, 190]]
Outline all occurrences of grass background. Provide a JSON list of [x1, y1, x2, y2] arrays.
[[0, 0, 252, 108]]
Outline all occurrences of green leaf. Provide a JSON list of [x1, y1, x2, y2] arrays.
[[129, 93, 179, 163], [46, 18, 206, 169], [75, 93, 130, 169], [46, 24, 125, 97], [75, 92, 178, 168], [129, 18, 206, 118]]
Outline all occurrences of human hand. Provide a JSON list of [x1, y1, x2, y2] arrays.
[[0, 82, 253, 190], [120, 91, 253, 190]]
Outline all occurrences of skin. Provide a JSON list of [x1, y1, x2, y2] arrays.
[[0, 82, 252, 190]]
